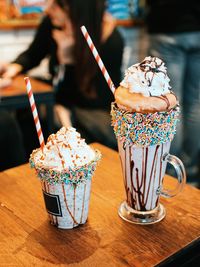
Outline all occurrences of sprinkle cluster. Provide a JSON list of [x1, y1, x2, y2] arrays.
[[111, 103, 180, 147], [30, 149, 101, 185]]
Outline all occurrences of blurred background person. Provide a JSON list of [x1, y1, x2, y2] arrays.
[[0, 0, 124, 152], [107, 0, 147, 74], [146, 0, 200, 187]]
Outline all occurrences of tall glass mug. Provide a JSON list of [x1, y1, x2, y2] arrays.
[[118, 139, 186, 224], [111, 103, 186, 225]]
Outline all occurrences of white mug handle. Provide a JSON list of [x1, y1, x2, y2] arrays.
[[160, 153, 186, 198]]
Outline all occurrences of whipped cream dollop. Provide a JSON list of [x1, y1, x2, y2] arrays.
[[33, 127, 95, 170], [120, 56, 171, 97]]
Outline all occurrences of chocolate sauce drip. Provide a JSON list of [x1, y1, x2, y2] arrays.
[[62, 184, 78, 225], [134, 147, 149, 211], [155, 95, 171, 109], [124, 144, 163, 211], [127, 188, 135, 208], [122, 152, 127, 190], [125, 147, 131, 205], [141, 147, 148, 205], [124, 146, 133, 207], [155, 143, 164, 207], [129, 147, 136, 208], [48, 183, 59, 226], [80, 184, 86, 223], [73, 185, 77, 227], [150, 149, 159, 209], [135, 167, 146, 211], [131, 148, 145, 209], [139, 57, 166, 87], [145, 145, 160, 207], [126, 146, 147, 211], [50, 139, 65, 169], [43, 181, 56, 225]]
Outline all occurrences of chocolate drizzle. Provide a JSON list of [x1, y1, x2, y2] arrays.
[[149, 146, 159, 209], [155, 95, 171, 109], [53, 139, 65, 169], [156, 143, 164, 207], [80, 184, 86, 223], [40, 180, 91, 228], [139, 57, 167, 87], [129, 146, 136, 208], [120, 141, 170, 211], [62, 183, 78, 225], [144, 145, 160, 208], [73, 185, 77, 227]]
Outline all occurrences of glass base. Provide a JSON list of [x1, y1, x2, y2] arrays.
[[118, 201, 166, 225]]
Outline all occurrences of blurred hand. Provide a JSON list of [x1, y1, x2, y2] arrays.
[[1, 63, 23, 79], [102, 12, 116, 42], [101, 12, 116, 42], [0, 62, 7, 76], [0, 77, 12, 89]]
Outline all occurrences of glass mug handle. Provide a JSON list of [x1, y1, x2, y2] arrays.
[[160, 153, 186, 198]]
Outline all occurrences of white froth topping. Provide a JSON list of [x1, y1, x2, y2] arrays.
[[120, 56, 171, 97], [33, 127, 95, 170]]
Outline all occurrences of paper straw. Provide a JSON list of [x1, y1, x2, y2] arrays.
[[81, 25, 116, 94], [24, 77, 45, 149]]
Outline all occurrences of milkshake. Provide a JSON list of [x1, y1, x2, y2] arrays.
[[30, 127, 101, 229], [111, 56, 186, 224]]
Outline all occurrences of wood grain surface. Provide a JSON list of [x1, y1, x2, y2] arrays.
[[0, 143, 199, 266], [0, 19, 39, 30], [0, 75, 52, 98]]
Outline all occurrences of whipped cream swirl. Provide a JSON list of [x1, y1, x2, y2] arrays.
[[33, 127, 95, 170], [120, 56, 171, 97]]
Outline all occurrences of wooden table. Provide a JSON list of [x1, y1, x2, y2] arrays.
[[0, 18, 40, 30], [0, 143, 199, 266], [0, 75, 54, 134]]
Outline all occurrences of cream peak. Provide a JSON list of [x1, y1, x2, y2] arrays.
[[120, 56, 171, 97]]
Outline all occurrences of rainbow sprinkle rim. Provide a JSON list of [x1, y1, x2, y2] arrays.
[[111, 102, 180, 147], [29, 149, 101, 185]]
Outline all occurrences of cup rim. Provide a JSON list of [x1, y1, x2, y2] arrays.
[[30, 148, 101, 174], [111, 102, 180, 147], [29, 148, 101, 185]]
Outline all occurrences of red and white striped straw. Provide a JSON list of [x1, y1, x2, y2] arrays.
[[81, 25, 116, 94], [24, 77, 45, 149]]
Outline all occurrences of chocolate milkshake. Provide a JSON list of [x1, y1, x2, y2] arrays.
[[111, 56, 186, 224], [30, 127, 101, 229]]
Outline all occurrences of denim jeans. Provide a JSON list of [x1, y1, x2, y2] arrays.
[[149, 32, 200, 177], [118, 27, 148, 74]]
